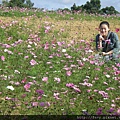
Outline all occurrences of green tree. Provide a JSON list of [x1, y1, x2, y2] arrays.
[[2, 0, 34, 8], [71, 3, 82, 13], [2, 0, 9, 6], [83, 0, 101, 14], [71, 3, 77, 11], [25, 0, 34, 8], [100, 6, 119, 15]]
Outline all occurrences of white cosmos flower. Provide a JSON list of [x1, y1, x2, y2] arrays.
[[62, 49, 66, 52], [7, 86, 14, 91], [105, 74, 110, 78], [87, 49, 93, 52]]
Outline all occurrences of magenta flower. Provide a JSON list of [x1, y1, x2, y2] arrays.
[[115, 28, 120, 32], [107, 108, 115, 113], [40, 102, 45, 107], [114, 71, 120, 75], [66, 71, 72, 76], [30, 59, 37, 66], [96, 108, 103, 115], [39, 102, 50, 107], [36, 89, 44, 95], [1, 56, 5, 61], [21, 78, 26, 83]]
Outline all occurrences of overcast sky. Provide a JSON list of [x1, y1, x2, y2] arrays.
[[0, 0, 120, 12]]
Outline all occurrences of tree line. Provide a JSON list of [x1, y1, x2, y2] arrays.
[[2, 0, 34, 8], [1, 0, 119, 15], [70, 0, 119, 15]]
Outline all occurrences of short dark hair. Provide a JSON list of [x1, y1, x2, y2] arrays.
[[99, 21, 110, 28]]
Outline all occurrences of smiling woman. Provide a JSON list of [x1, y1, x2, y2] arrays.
[[95, 21, 120, 62]]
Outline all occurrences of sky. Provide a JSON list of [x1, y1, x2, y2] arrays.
[[0, 0, 120, 12], [31, 0, 120, 12]]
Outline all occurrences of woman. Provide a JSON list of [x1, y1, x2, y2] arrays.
[[95, 21, 120, 61]]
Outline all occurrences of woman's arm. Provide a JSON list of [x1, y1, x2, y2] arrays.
[[96, 34, 104, 51], [102, 50, 113, 56], [103, 32, 119, 56]]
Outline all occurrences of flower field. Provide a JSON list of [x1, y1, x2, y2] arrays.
[[0, 7, 120, 116]]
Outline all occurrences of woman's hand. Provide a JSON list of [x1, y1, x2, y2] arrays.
[[99, 35, 104, 41]]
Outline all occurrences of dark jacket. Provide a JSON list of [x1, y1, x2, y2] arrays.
[[95, 31, 119, 53]]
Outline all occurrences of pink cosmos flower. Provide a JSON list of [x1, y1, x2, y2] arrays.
[[66, 83, 74, 88], [53, 93, 60, 100], [72, 87, 81, 93], [63, 67, 70, 71], [32, 102, 38, 107], [98, 91, 108, 98], [5, 96, 11, 100], [95, 68, 100, 71], [117, 108, 120, 114], [1, 56, 5, 61], [24, 83, 31, 92], [15, 82, 20, 85], [106, 87, 115, 91], [94, 89, 98, 92], [54, 77, 61, 83], [21, 78, 26, 83], [116, 63, 120, 67], [37, 96, 42, 100], [66, 71, 72, 76], [44, 26, 50, 30], [44, 42, 49, 50], [42, 77, 48, 82], [30, 59, 37, 66], [57, 41, 62, 46], [87, 89, 91, 93], [24, 56, 29, 59], [103, 82, 108, 85], [90, 60, 95, 64], [114, 71, 120, 75], [78, 61, 84, 67]]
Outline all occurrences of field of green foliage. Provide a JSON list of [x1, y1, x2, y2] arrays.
[[0, 7, 120, 117]]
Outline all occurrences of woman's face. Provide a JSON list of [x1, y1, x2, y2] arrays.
[[99, 24, 109, 37]]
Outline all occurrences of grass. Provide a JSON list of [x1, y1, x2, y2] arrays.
[[0, 7, 120, 116]]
